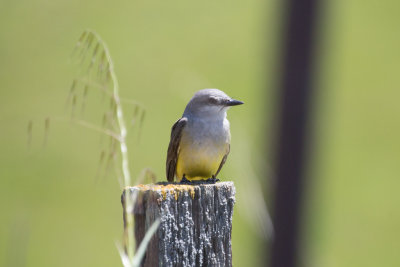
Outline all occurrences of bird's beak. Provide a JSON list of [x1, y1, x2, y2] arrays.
[[226, 99, 244, 106]]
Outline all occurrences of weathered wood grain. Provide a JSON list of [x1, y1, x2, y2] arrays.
[[122, 182, 236, 267]]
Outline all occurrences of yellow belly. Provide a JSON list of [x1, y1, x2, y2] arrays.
[[176, 143, 227, 181]]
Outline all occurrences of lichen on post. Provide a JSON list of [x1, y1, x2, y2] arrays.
[[122, 182, 236, 267]]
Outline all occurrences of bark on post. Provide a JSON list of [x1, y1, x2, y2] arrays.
[[122, 182, 236, 267]]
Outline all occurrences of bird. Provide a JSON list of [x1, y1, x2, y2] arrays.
[[166, 89, 243, 183]]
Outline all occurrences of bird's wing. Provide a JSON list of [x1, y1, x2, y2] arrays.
[[214, 143, 230, 178], [166, 117, 188, 182]]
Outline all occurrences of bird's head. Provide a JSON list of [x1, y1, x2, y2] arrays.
[[183, 89, 243, 118]]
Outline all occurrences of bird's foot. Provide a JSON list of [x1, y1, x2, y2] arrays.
[[179, 175, 192, 184], [205, 176, 220, 184], [179, 175, 219, 185]]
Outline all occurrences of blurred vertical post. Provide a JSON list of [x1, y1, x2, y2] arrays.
[[269, 0, 320, 267]]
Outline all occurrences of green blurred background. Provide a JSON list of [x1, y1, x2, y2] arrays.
[[1, 0, 399, 266]]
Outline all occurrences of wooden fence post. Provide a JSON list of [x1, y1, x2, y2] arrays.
[[122, 182, 236, 267]]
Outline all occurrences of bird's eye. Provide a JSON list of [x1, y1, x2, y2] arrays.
[[208, 97, 219, 105]]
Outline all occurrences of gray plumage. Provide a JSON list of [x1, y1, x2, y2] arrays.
[[166, 89, 243, 182]]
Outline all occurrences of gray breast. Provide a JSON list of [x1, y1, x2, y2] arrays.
[[185, 117, 230, 147]]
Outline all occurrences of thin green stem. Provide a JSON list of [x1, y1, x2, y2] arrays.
[[88, 30, 136, 264]]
